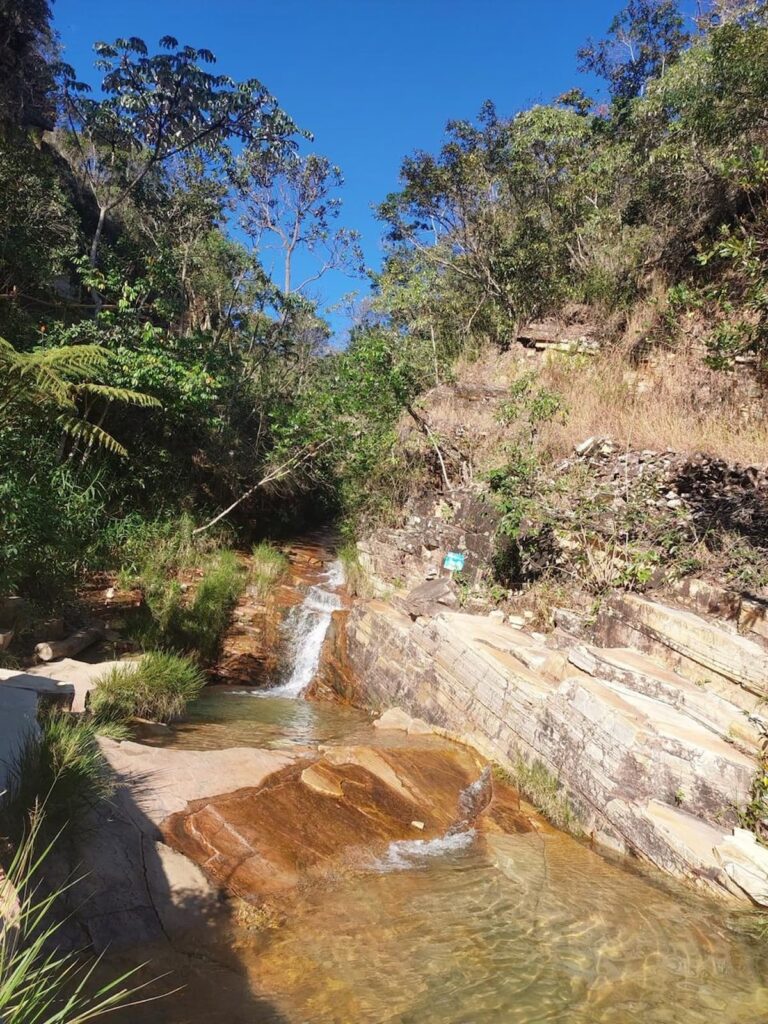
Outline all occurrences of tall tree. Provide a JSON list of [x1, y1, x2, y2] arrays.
[[58, 36, 300, 270], [238, 150, 363, 296], [578, 0, 689, 101]]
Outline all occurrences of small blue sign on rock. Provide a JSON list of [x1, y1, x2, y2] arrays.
[[443, 551, 465, 572]]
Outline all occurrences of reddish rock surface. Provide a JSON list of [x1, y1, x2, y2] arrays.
[[162, 743, 532, 902]]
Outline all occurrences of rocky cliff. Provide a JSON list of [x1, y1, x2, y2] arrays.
[[342, 589, 768, 906]]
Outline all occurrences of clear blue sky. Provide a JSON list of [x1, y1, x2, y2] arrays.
[[53, 0, 634, 339]]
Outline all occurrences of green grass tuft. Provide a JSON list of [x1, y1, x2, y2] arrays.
[[493, 755, 580, 834], [0, 711, 127, 842], [249, 541, 288, 598], [0, 811, 150, 1021], [90, 651, 205, 726], [336, 540, 371, 598]]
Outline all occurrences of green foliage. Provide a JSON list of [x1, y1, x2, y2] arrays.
[[0, 813, 145, 1023], [0, 336, 160, 456], [577, 0, 689, 102], [184, 551, 246, 661], [127, 546, 245, 661], [0, 711, 127, 842], [250, 542, 288, 598], [90, 651, 205, 725], [493, 757, 580, 833], [739, 760, 768, 845], [336, 540, 372, 598]]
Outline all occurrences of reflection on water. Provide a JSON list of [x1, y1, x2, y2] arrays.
[[134, 688, 378, 751], [128, 691, 768, 1024]]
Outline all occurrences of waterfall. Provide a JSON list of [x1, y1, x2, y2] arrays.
[[269, 559, 344, 698]]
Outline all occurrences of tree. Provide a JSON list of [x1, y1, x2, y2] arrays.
[[238, 150, 363, 296], [578, 0, 689, 101], [0, 0, 59, 130], [58, 36, 301, 270]]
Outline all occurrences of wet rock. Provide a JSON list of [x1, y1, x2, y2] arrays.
[[163, 746, 532, 902], [374, 707, 414, 731], [345, 600, 761, 900]]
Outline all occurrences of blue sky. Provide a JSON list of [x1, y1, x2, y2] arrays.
[[53, 0, 637, 339]]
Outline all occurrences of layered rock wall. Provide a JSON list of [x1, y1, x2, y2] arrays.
[[344, 598, 768, 903]]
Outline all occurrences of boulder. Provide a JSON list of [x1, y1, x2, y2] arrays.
[[403, 578, 458, 618]]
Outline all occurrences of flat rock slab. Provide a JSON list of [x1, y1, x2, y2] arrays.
[[25, 658, 137, 712], [599, 593, 768, 697], [0, 685, 39, 792], [163, 745, 533, 902], [52, 740, 295, 952], [99, 738, 295, 827]]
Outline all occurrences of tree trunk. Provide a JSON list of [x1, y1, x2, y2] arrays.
[[35, 626, 104, 663]]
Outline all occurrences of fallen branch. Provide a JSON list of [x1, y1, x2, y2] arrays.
[[406, 404, 453, 492], [192, 440, 332, 536], [35, 625, 104, 662]]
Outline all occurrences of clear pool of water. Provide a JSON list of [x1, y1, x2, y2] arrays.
[[122, 690, 768, 1024]]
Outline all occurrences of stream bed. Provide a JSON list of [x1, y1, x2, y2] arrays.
[[109, 553, 768, 1023], [122, 690, 768, 1024]]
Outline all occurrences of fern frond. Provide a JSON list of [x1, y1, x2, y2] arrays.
[[56, 415, 129, 457], [76, 383, 161, 407]]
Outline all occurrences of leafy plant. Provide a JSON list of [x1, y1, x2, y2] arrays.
[[0, 711, 127, 842], [0, 337, 159, 456]]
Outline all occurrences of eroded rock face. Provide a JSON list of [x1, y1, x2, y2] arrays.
[[344, 600, 767, 902], [162, 744, 532, 902]]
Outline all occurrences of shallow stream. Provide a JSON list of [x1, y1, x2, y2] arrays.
[[124, 689, 768, 1024], [114, 554, 768, 1024]]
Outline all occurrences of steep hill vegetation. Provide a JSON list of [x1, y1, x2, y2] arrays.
[[2, 0, 768, 616]]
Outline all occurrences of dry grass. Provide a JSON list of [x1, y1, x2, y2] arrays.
[[402, 336, 768, 481], [539, 344, 768, 465]]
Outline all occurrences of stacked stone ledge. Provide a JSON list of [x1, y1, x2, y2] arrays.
[[345, 595, 768, 905]]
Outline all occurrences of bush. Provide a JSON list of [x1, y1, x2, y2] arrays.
[[250, 541, 288, 598], [117, 530, 245, 660], [90, 651, 205, 725], [185, 550, 245, 660], [0, 711, 127, 841]]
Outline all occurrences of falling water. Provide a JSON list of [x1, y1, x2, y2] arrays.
[[269, 559, 344, 698]]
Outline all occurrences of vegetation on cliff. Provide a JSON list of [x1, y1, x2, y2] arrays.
[[2, 0, 768, 615]]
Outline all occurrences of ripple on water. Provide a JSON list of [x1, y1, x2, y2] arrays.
[[245, 830, 768, 1024], [137, 691, 768, 1024]]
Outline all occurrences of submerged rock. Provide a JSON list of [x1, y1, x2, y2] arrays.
[[162, 744, 532, 903]]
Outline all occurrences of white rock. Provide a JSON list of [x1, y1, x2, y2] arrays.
[[373, 707, 413, 732]]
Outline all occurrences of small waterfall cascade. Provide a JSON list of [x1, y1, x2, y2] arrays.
[[270, 559, 344, 698]]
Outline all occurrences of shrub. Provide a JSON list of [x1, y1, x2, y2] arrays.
[[122, 543, 245, 661], [182, 550, 245, 661], [0, 711, 127, 842], [90, 651, 205, 726], [250, 542, 288, 598]]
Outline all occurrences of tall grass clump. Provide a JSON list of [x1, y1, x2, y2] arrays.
[[0, 814, 147, 1023], [337, 540, 371, 598], [494, 756, 580, 834], [184, 550, 245, 661], [250, 542, 288, 598], [0, 712, 127, 843], [90, 651, 205, 726]]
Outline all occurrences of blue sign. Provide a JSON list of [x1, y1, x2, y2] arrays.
[[443, 551, 465, 572]]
